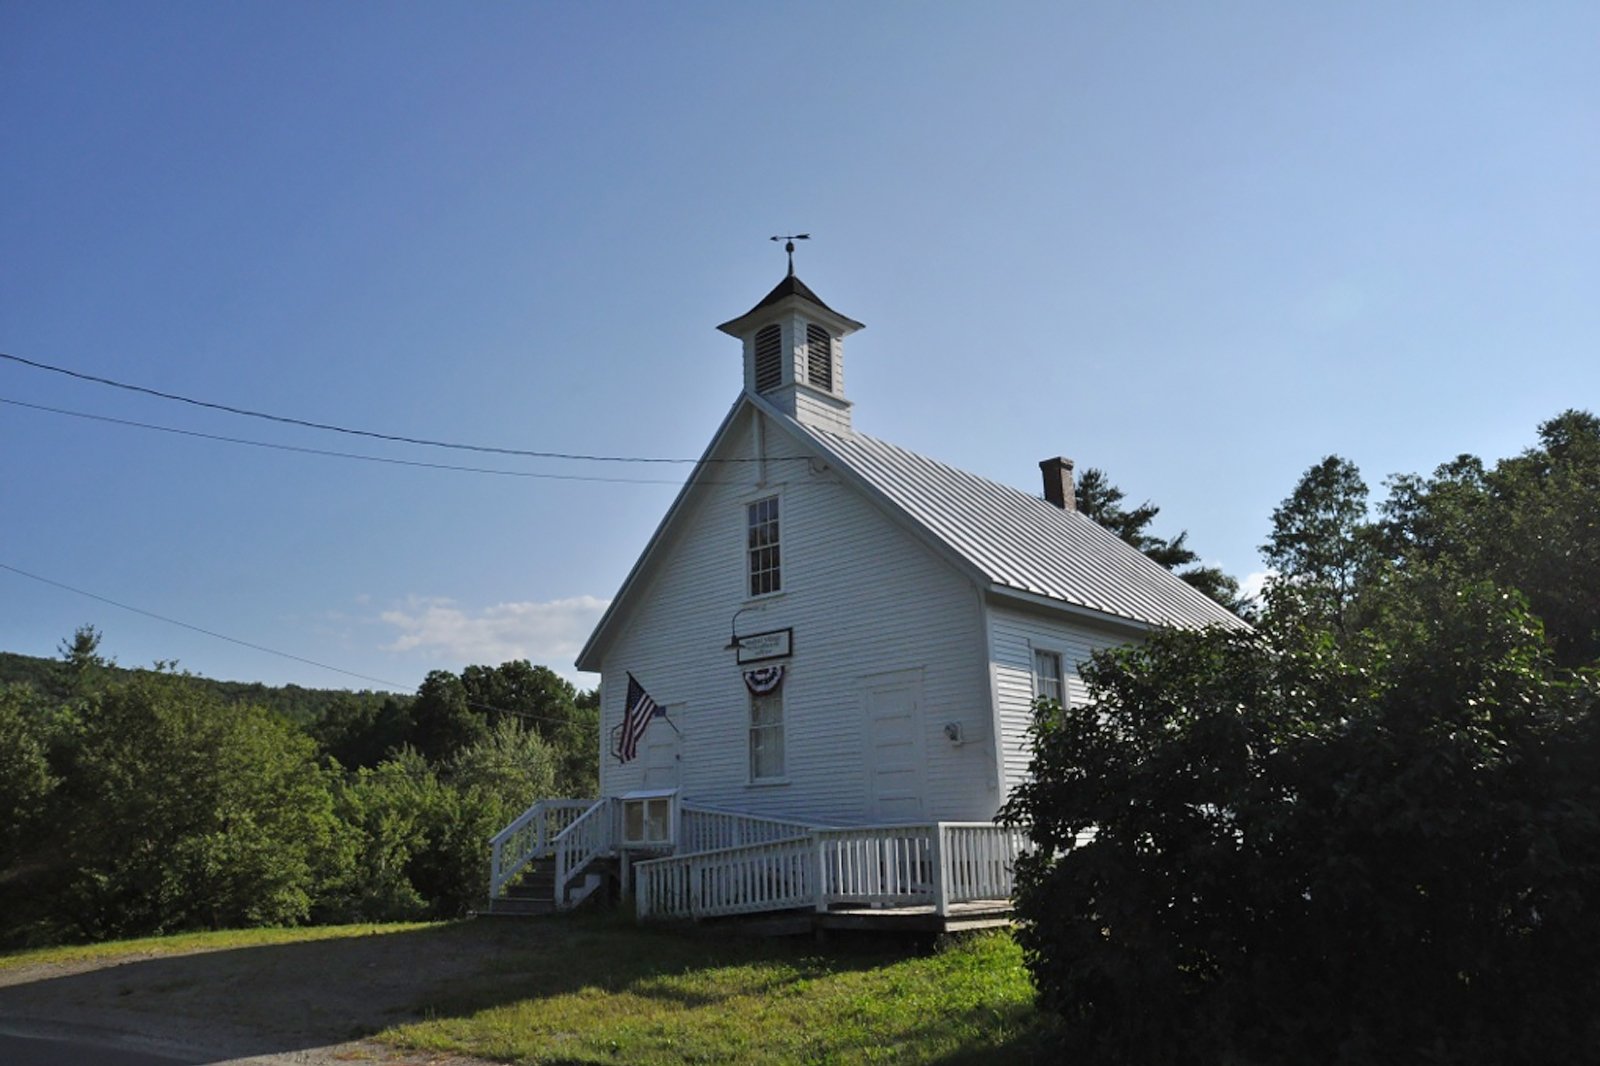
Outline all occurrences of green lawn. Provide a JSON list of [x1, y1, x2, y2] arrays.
[[1, 916, 1054, 1064], [388, 917, 1051, 1065], [0, 920, 432, 971]]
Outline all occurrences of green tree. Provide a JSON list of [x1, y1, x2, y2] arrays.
[[59, 674, 341, 937], [1074, 467, 1249, 613], [460, 660, 598, 794], [0, 684, 56, 867], [406, 670, 488, 763], [53, 623, 111, 699], [1003, 577, 1600, 1064], [311, 692, 413, 769], [1261, 455, 1371, 631]]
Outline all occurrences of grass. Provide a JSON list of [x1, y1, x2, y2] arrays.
[[0, 920, 433, 971], [0, 915, 1056, 1064], [387, 917, 1052, 1065]]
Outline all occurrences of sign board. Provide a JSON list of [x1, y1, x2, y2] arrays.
[[736, 627, 793, 664]]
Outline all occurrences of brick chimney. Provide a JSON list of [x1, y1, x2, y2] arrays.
[[1039, 457, 1075, 510]]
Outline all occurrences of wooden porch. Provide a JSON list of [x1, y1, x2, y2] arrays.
[[488, 794, 1027, 930]]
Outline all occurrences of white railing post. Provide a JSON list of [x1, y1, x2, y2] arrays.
[[813, 831, 829, 913], [932, 824, 950, 916]]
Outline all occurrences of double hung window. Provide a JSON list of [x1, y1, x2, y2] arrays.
[[1033, 648, 1064, 705], [750, 690, 785, 780], [747, 496, 781, 596]]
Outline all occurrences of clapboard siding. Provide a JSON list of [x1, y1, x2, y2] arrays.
[[987, 601, 1131, 799], [598, 407, 996, 825]]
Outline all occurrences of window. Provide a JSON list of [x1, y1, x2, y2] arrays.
[[747, 496, 780, 596], [754, 324, 782, 392], [805, 323, 833, 391], [621, 791, 674, 847], [1033, 649, 1064, 705], [750, 690, 785, 780]]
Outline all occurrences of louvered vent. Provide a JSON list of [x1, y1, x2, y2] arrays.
[[805, 323, 833, 391], [754, 324, 782, 392]]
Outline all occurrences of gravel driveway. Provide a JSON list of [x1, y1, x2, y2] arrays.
[[0, 923, 519, 1065]]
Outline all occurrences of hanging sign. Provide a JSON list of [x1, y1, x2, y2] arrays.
[[743, 664, 786, 695], [735, 627, 793, 664]]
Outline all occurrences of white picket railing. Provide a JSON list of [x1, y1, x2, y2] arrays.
[[553, 796, 618, 907], [941, 824, 1030, 904], [635, 835, 815, 921], [635, 822, 1027, 922], [488, 798, 596, 899], [817, 824, 937, 908], [679, 802, 819, 853]]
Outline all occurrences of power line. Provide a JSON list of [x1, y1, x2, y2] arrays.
[[1, 560, 410, 690], [0, 560, 595, 727], [0, 350, 786, 465], [0, 396, 701, 485]]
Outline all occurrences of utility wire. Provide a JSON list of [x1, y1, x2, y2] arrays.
[[0, 350, 788, 465], [1, 561, 409, 689], [0, 560, 594, 728], [0, 396, 704, 485]]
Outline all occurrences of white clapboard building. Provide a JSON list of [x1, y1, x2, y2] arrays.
[[488, 267, 1245, 929]]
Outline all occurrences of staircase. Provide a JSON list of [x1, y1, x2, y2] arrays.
[[484, 860, 559, 917], [485, 797, 617, 916]]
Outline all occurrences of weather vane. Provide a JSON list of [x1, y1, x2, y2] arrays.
[[770, 233, 810, 276]]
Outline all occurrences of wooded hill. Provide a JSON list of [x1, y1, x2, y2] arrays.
[[0, 648, 403, 728]]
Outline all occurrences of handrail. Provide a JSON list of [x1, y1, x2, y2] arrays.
[[635, 822, 1027, 921], [679, 802, 821, 853], [635, 835, 815, 921], [488, 798, 595, 900], [553, 796, 618, 908]]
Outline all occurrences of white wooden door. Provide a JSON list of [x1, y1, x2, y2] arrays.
[[641, 724, 681, 789], [863, 675, 925, 821]]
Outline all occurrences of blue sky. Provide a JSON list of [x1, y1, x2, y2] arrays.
[[3, 2, 1596, 692]]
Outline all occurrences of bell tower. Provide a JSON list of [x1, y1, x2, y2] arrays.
[[717, 259, 864, 433]]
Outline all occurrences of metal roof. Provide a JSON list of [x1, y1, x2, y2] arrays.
[[786, 414, 1248, 632]]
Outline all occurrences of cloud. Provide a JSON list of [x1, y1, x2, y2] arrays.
[[1239, 569, 1275, 603], [379, 594, 609, 669]]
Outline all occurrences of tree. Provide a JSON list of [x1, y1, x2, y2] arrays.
[[58, 674, 341, 937], [1002, 577, 1600, 1064], [53, 623, 111, 699], [1074, 467, 1250, 613], [1007, 415, 1600, 1064], [0, 684, 56, 867], [1261, 455, 1371, 631], [312, 692, 413, 769], [405, 670, 488, 763]]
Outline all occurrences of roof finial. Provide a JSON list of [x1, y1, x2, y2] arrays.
[[770, 233, 810, 276]]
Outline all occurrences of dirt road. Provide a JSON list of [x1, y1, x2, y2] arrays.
[[0, 923, 517, 1065]]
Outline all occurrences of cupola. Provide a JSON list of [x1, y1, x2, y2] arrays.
[[717, 268, 864, 433]]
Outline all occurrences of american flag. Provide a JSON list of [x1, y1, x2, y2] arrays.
[[618, 673, 663, 762]]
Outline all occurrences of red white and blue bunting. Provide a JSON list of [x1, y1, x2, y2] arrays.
[[743, 664, 785, 695]]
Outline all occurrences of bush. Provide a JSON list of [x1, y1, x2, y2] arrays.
[[1002, 581, 1600, 1065]]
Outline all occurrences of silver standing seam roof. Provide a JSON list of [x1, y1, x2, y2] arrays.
[[772, 406, 1247, 633], [577, 395, 1246, 670]]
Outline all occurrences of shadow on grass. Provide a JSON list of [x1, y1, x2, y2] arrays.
[[0, 912, 931, 1064]]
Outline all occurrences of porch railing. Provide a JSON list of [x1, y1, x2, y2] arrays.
[[679, 802, 819, 852], [635, 835, 815, 921], [489, 797, 596, 899], [634, 822, 1027, 922]]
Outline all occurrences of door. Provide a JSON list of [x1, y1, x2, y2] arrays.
[[641, 722, 681, 789], [863, 673, 926, 821]]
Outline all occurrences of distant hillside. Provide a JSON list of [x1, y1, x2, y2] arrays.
[[0, 649, 407, 727]]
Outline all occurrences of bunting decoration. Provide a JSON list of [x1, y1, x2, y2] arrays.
[[743, 664, 785, 695]]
